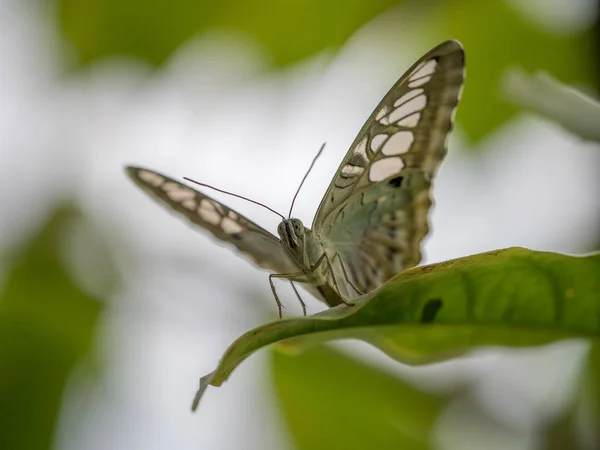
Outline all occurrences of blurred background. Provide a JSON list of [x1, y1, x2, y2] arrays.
[[1, 0, 599, 448]]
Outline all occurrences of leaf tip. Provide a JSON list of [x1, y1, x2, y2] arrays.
[[191, 371, 216, 412]]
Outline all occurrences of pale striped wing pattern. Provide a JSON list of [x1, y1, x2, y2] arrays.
[[317, 40, 465, 292], [126, 167, 299, 274]]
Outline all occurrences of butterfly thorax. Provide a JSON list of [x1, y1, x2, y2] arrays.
[[277, 218, 329, 283], [276, 218, 351, 307]]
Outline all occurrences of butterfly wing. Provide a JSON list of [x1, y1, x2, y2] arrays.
[[323, 169, 434, 293], [314, 40, 465, 292], [126, 167, 299, 274]]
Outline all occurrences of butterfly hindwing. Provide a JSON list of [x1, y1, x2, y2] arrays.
[[324, 169, 432, 293], [315, 40, 465, 292], [126, 167, 299, 274]]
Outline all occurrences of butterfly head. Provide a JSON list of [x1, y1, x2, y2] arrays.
[[277, 218, 306, 251]]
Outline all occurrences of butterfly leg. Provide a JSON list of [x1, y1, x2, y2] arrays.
[[269, 271, 307, 318], [310, 253, 355, 307], [331, 252, 364, 296], [289, 281, 308, 316]]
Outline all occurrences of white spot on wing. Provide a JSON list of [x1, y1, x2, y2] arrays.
[[201, 199, 216, 212], [163, 182, 196, 202], [388, 95, 426, 124], [370, 134, 387, 152], [182, 199, 196, 210], [198, 200, 220, 225], [221, 217, 243, 234], [397, 113, 420, 128], [408, 76, 432, 88], [199, 209, 220, 225], [341, 165, 363, 176], [410, 61, 425, 76], [375, 106, 389, 121], [369, 157, 404, 182], [139, 170, 164, 187], [353, 138, 368, 160], [410, 59, 436, 80], [381, 132, 414, 156], [393, 88, 424, 107]]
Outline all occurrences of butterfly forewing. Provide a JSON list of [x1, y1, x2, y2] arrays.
[[314, 40, 465, 293], [313, 40, 464, 226], [126, 167, 298, 274]]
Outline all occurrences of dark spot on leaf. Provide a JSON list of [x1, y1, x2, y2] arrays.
[[421, 299, 442, 323], [389, 176, 403, 188], [231, 234, 242, 240]]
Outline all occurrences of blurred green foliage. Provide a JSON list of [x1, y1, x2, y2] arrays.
[[57, 0, 405, 67], [435, 0, 594, 141], [271, 345, 449, 450], [503, 69, 600, 142], [56, 0, 595, 142], [0, 207, 105, 450]]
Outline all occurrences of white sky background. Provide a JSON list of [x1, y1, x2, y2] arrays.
[[0, 0, 599, 449]]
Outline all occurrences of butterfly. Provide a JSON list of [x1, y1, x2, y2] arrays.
[[126, 40, 465, 317]]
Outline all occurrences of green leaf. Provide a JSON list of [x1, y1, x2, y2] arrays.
[[502, 69, 600, 142], [271, 345, 448, 450], [0, 206, 105, 450], [191, 247, 600, 409]]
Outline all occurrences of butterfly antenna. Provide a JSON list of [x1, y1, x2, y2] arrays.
[[288, 143, 326, 219], [183, 177, 286, 221]]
